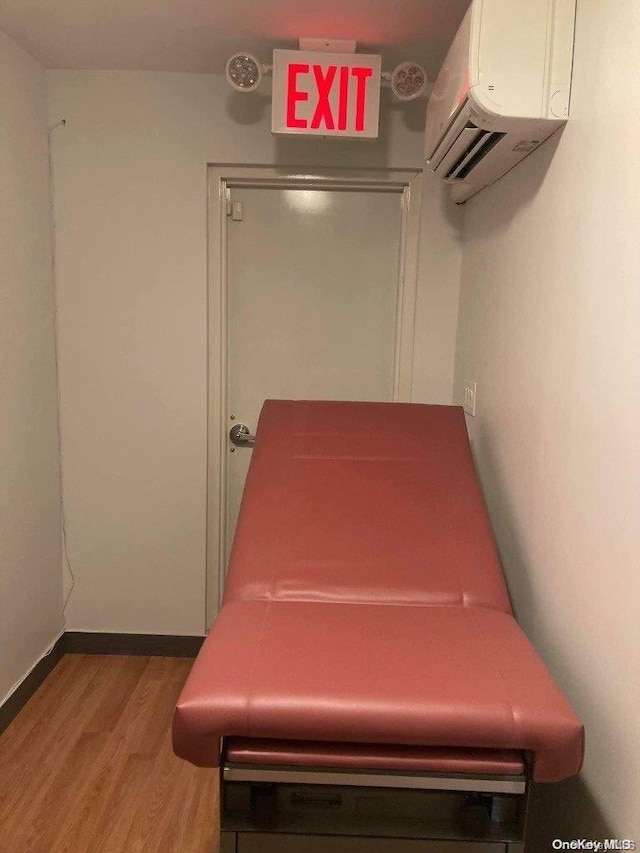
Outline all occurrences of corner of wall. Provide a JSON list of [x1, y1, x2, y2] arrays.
[[0, 26, 65, 705], [411, 172, 464, 405]]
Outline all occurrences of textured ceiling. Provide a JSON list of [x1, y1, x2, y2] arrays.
[[0, 0, 470, 78]]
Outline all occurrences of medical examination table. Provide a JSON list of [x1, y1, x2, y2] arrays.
[[173, 400, 584, 852]]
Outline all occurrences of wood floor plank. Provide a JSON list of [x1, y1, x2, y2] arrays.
[[0, 655, 80, 755], [49, 658, 193, 852], [14, 731, 113, 853], [0, 656, 114, 825], [0, 654, 90, 765], [122, 741, 190, 852], [0, 654, 218, 853], [81, 753, 159, 853], [84, 655, 150, 734]]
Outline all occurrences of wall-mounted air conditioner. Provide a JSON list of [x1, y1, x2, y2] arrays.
[[425, 0, 576, 204]]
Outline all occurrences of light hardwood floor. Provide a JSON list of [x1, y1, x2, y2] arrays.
[[0, 654, 219, 852]]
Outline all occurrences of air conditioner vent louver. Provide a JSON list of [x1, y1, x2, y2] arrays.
[[433, 121, 507, 183], [447, 130, 506, 181]]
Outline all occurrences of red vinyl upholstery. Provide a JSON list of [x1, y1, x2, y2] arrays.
[[224, 739, 526, 776], [224, 401, 512, 611], [173, 401, 584, 783]]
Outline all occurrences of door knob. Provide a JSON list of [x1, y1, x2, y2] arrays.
[[229, 423, 256, 447]]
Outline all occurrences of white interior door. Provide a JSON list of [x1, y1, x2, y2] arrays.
[[225, 185, 404, 567], [207, 169, 422, 623]]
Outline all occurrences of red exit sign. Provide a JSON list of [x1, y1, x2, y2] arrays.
[[271, 50, 382, 139]]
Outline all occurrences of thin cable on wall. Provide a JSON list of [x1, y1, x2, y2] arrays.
[[47, 116, 76, 616]]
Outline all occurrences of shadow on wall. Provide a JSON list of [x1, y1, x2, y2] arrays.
[[462, 128, 565, 230], [431, 167, 464, 235], [225, 89, 272, 126], [466, 418, 541, 627], [224, 87, 426, 170], [466, 429, 614, 847], [527, 777, 615, 851]]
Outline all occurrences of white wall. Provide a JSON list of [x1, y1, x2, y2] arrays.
[[46, 71, 462, 635], [455, 0, 640, 839], [413, 176, 462, 403], [0, 30, 63, 703]]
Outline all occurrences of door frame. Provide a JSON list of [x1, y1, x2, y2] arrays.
[[206, 164, 423, 624]]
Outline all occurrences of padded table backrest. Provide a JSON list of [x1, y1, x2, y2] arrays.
[[223, 400, 512, 613]]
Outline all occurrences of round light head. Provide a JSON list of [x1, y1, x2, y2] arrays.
[[226, 53, 263, 92], [390, 61, 427, 101]]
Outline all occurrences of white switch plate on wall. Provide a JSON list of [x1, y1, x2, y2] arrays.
[[463, 380, 477, 416]]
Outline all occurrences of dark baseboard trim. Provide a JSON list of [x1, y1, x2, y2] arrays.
[[0, 634, 66, 737], [64, 632, 205, 657]]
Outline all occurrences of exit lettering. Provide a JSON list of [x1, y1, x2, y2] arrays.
[[272, 50, 382, 139], [286, 63, 374, 132]]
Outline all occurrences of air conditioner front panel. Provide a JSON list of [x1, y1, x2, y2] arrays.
[[424, 0, 576, 203], [424, 6, 473, 161], [473, 0, 552, 118]]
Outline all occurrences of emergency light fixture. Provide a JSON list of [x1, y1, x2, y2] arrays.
[[225, 54, 269, 92], [225, 46, 427, 103], [387, 62, 428, 101]]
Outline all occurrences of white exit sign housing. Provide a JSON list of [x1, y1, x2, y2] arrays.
[[271, 49, 382, 139]]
